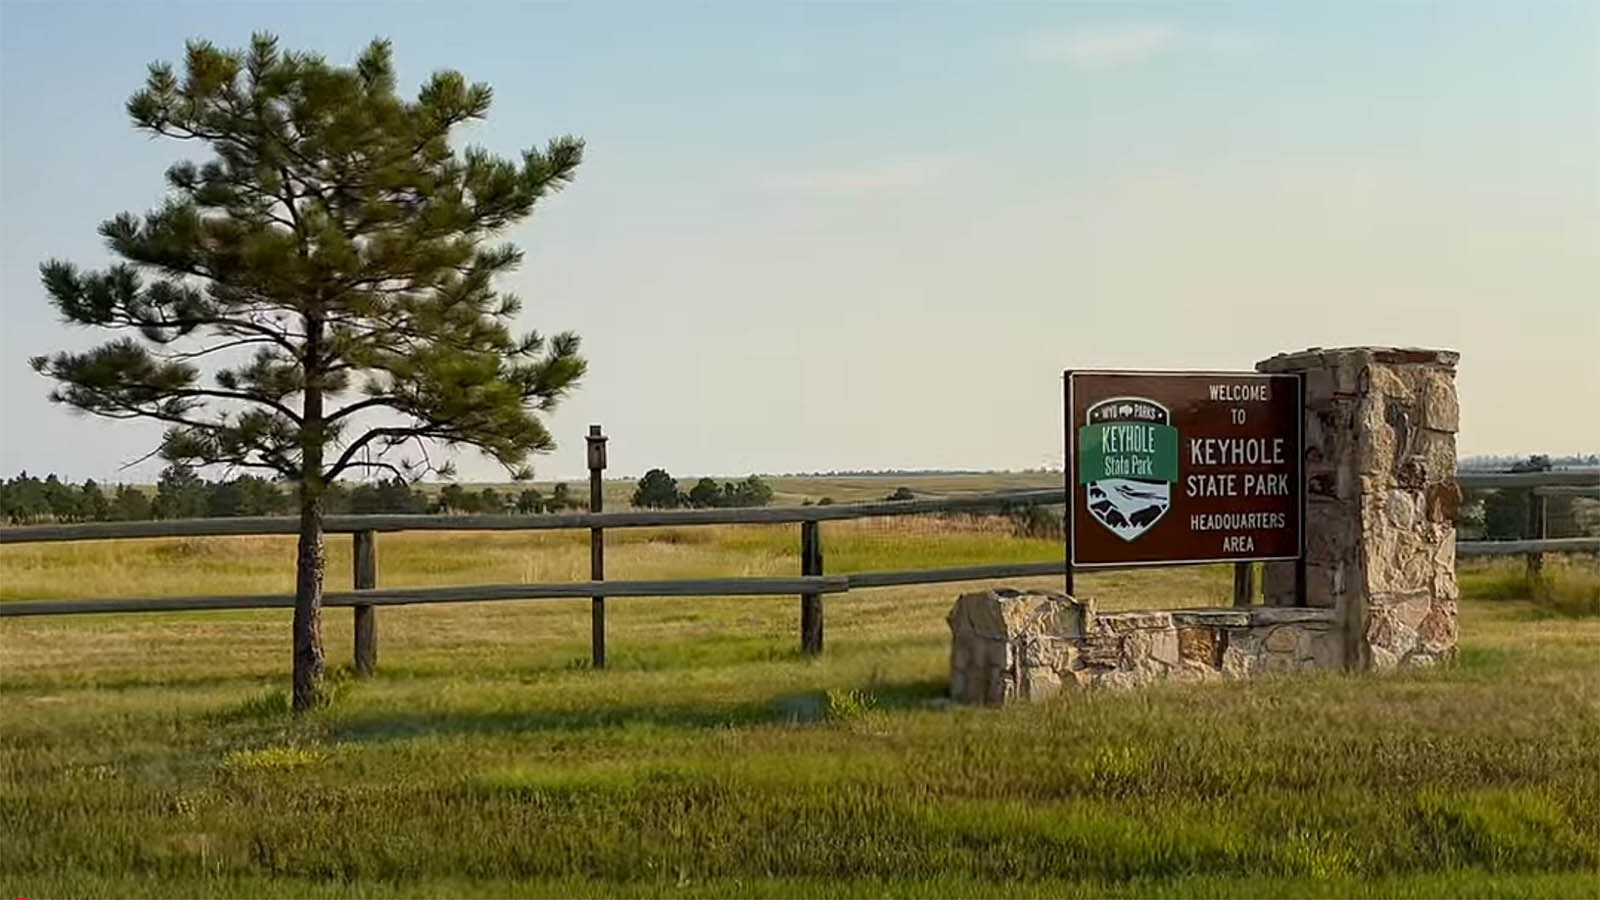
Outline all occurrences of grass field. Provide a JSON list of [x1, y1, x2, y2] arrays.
[[445, 470, 1065, 510], [2, 520, 1598, 898]]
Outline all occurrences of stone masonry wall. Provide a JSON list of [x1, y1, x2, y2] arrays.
[[948, 589, 1340, 703], [1256, 347, 1460, 669]]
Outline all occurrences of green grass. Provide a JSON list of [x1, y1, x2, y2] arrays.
[[1458, 556, 1600, 618], [2, 528, 1598, 898]]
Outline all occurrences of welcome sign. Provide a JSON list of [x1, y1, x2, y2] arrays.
[[1065, 371, 1304, 568]]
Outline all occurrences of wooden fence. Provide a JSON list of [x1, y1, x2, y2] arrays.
[[1455, 469, 1600, 577], [1, 471, 1594, 676]]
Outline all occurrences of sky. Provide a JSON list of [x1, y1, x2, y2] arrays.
[[1, 1, 1595, 483]]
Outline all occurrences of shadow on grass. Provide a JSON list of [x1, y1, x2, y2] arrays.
[[329, 676, 950, 744]]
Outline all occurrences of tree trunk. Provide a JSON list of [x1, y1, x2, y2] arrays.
[[292, 480, 326, 710], [293, 315, 327, 711]]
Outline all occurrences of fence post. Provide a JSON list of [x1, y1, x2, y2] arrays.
[[1232, 562, 1255, 607], [800, 520, 824, 655], [1526, 489, 1546, 579], [587, 425, 608, 669], [353, 530, 377, 678]]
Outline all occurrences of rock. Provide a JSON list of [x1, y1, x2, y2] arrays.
[[1386, 489, 1418, 530], [1389, 593, 1433, 631], [1417, 429, 1456, 483], [1263, 649, 1300, 672], [1171, 609, 1251, 628], [1366, 364, 1412, 400], [1417, 601, 1458, 655], [1079, 634, 1122, 668], [1421, 371, 1459, 431], [1355, 399, 1395, 475], [985, 667, 1012, 705], [1021, 666, 1062, 700], [1221, 644, 1257, 678], [1364, 533, 1433, 594], [1120, 629, 1152, 667], [1097, 611, 1174, 632], [1309, 631, 1344, 668], [1095, 669, 1143, 690], [1425, 481, 1460, 524], [1249, 607, 1339, 626], [1017, 634, 1049, 668], [1264, 626, 1300, 654], [1372, 348, 1459, 367], [1178, 626, 1219, 666], [1369, 644, 1400, 670], [1149, 630, 1180, 667], [1260, 561, 1298, 606], [950, 639, 971, 672]]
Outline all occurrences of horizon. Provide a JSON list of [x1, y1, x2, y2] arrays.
[[2, 2, 1596, 484], [4, 453, 1595, 490]]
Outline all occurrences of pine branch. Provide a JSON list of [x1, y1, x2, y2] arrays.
[[324, 395, 413, 424], [154, 335, 281, 362], [159, 388, 304, 424], [324, 425, 457, 481], [332, 459, 410, 481]]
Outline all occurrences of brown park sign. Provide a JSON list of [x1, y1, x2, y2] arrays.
[[1065, 370, 1304, 568]]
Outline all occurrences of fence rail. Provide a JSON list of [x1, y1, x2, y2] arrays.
[[1456, 538, 1600, 557], [0, 575, 853, 618], [2, 469, 1595, 676], [1455, 469, 1599, 490]]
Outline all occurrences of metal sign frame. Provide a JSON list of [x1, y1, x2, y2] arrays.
[[1063, 369, 1306, 588]]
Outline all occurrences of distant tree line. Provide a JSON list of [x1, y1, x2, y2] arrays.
[[0, 465, 591, 525], [630, 470, 775, 509], [1459, 454, 1599, 471]]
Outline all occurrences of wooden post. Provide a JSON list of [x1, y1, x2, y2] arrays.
[[1293, 372, 1308, 608], [586, 425, 608, 669], [1064, 493, 1076, 597], [1526, 489, 1547, 579], [353, 530, 377, 678], [1232, 562, 1255, 607], [800, 520, 823, 655]]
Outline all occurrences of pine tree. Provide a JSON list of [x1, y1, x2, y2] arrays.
[[31, 35, 586, 709], [111, 484, 154, 521], [153, 463, 209, 520], [515, 487, 545, 514], [81, 480, 112, 521], [630, 470, 679, 509], [687, 476, 721, 509]]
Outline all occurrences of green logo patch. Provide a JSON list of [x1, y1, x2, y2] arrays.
[[1078, 398, 1177, 542]]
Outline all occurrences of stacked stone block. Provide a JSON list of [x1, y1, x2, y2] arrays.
[[948, 589, 1339, 703]]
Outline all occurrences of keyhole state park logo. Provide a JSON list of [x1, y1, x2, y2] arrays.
[[1078, 397, 1180, 542]]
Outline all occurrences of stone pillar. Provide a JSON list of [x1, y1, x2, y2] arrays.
[[1256, 347, 1460, 670]]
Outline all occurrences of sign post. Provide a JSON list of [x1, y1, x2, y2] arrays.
[[1064, 370, 1304, 576]]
